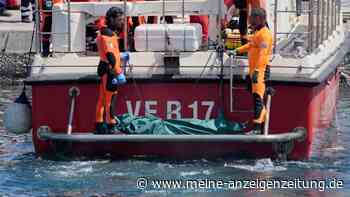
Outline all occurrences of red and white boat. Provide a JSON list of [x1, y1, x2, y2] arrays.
[[24, 0, 349, 160]]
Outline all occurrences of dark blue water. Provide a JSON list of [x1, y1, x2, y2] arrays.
[[0, 84, 349, 197]]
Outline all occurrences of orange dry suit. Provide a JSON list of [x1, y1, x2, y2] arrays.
[[236, 26, 272, 124], [95, 27, 122, 125]]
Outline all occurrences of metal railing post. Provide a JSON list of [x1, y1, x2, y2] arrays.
[[321, 0, 325, 42], [333, 0, 336, 31], [326, 0, 330, 38], [308, 0, 314, 52], [338, 0, 341, 25], [217, 0, 223, 45], [273, 0, 278, 54], [335, 0, 338, 26], [182, 0, 185, 50], [182, 0, 185, 24], [67, 0, 72, 52], [35, 0, 41, 54], [123, 0, 128, 51], [331, 0, 334, 33], [316, 0, 320, 47]]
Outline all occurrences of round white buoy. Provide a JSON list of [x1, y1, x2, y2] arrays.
[[3, 87, 32, 134], [4, 103, 32, 134]]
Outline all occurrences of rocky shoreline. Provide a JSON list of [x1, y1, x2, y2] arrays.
[[0, 52, 33, 85]]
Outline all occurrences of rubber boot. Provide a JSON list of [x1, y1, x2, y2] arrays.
[[94, 122, 108, 135], [42, 41, 50, 57], [107, 124, 122, 134], [253, 107, 266, 125], [246, 123, 263, 135], [253, 93, 266, 125]]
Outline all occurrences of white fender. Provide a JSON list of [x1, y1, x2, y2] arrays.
[[4, 103, 32, 134], [4, 90, 32, 134]]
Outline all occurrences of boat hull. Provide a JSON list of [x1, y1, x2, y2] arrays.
[[29, 72, 340, 160]]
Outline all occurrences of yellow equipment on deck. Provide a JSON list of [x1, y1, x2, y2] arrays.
[[225, 29, 241, 50]]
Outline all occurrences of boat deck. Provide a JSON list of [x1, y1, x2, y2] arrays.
[[26, 23, 350, 85]]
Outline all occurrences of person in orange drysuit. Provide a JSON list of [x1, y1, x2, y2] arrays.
[[95, 7, 126, 134], [233, 8, 272, 134]]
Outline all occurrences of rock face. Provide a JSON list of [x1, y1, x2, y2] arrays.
[[0, 53, 33, 85]]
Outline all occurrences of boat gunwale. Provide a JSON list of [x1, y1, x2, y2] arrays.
[[37, 127, 307, 143]]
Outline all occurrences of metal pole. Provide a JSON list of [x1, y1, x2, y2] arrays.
[[273, 0, 278, 54], [182, 0, 185, 24], [229, 54, 234, 112], [183, 0, 185, 50], [162, 0, 165, 24], [308, 0, 314, 52], [326, 0, 330, 38], [162, 0, 167, 52], [316, 0, 320, 47], [333, 0, 336, 31], [338, 0, 341, 25], [67, 0, 72, 52], [67, 87, 79, 135], [67, 96, 75, 135], [334, 0, 337, 27], [217, 0, 223, 45], [218, 0, 224, 112], [321, 0, 325, 42], [218, 46, 224, 113], [35, 0, 41, 54], [124, 0, 128, 51], [263, 94, 272, 136], [331, 0, 334, 33]]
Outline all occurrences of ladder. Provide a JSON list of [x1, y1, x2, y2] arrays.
[[229, 55, 253, 113]]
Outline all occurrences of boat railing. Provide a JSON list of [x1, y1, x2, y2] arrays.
[[273, 0, 342, 55], [33, 0, 224, 55], [34, 0, 74, 54], [32, 0, 343, 70]]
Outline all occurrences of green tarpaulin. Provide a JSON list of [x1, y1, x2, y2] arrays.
[[117, 113, 245, 135]]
